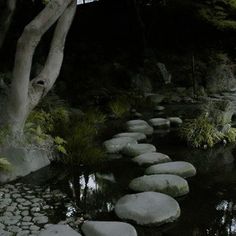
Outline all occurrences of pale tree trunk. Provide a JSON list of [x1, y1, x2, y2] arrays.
[[6, 0, 76, 136], [0, 0, 16, 49]]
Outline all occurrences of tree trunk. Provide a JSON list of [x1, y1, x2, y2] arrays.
[[0, 0, 16, 49], [6, 0, 76, 136]]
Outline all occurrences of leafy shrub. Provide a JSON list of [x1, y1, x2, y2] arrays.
[[180, 115, 224, 148], [224, 127, 236, 143]]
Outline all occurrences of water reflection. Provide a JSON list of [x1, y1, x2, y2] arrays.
[[206, 199, 236, 236]]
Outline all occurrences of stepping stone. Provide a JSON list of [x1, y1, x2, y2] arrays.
[[126, 120, 154, 135], [127, 124, 154, 135], [154, 105, 165, 111], [168, 117, 183, 126], [122, 144, 156, 157], [149, 118, 170, 128], [126, 120, 148, 126], [145, 161, 197, 178], [113, 132, 146, 141], [132, 152, 171, 166], [81, 221, 137, 236], [115, 192, 180, 226], [103, 137, 137, 154], [39, 225, 81, 236], [129, 174, 189, 197]]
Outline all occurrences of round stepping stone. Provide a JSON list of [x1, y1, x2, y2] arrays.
[[122, 144, 156, 157], [82, 221, 137, 236], [145, 161, 197, 178], [168, 117, 183, 126], [115, 192, 180, 226], [113, 132, 146, 141], [155, 105, 165, 111], [39, 225, 81, 236], [126, 120, 148, 126], [103, 137, 137, 154], [129, 174, 189, 197], [127, 124, 154, 135], [132, 152, 171, 166], [149, 118, 170, 128]]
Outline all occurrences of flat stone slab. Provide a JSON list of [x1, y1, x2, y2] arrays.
[[132, 152, 171, 166], [145, 161, 197, 178], [126, 120, 148, 126], [81, 221, 137, 236], [115, 192, 180, 226], [149, 118, 170, 128], [154, 105, 165, 111], [39, 225, 81, 236], [168, 117, 183, 126], [103, 137, 137, 154], [127, 124, 154, 135], [129, 174, 189, 197], [122, 144, 156, 157], [113, 132, 146, 141]]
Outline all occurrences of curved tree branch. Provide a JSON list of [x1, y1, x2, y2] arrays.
[[7, 0, 75, 134], [29, 0, 77, 109]]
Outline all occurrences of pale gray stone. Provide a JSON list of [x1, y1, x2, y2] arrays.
[[39, 225, 81, 236], [129, 174, 189, 197], [145, 161, 197, 178], [103, 137, 137, 154], [82, 221, 137, 236], [122, 144, 156, 157], [132, 152, 171, 166], [115, 192, 180, 226]]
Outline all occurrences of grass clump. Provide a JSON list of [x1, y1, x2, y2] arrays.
[[180, 115, 224, 148], [109, 98, 130, 119]]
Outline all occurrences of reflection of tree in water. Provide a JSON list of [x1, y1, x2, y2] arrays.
[[67, 171, 122, 218], [206, 199, 236, 236]]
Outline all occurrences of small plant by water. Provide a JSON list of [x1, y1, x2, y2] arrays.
[[109, 98, 130, 119], [180, 115, 223, 148]]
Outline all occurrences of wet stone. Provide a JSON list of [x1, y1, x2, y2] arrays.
[[16, 230, 30, 236], [7, 225, 21, 233], [30, 225, 40, 231], [22, 216, 32, 222], [21, 211, 29, 216], [16, 198, 25, 203], [33, 216, 48, 224]]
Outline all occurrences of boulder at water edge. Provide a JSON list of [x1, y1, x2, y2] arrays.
[[103, 137, 137, 154], [145, 161, 197, 178], [168, 117, 183, 127], [81, 221, 137, 236], [129, 174, 189, 197], [115, 192, 180, 226], [113, 132, 146, 141], [149, 118, 170, 128], [39, 225, 81, 236], [122, 143, 156, 157], [132, 152, 171, 166], [126, 120, 148, 126]]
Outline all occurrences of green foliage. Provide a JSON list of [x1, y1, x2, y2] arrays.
[[224, 127, 236, 142], [63, 116, 106, 166], [180, 115, 224, 148], [109, 97, 130, 119], [85, 108, 107, 125], [198, 0, 236, 30], [53, 136, 67, 155], [0, 158, 12, 172]]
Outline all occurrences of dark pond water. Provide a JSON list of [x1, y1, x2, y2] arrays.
[[19, 104, 236, 236]]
